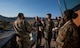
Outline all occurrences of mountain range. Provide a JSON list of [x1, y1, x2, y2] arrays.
[[0, 15, 34, 22]]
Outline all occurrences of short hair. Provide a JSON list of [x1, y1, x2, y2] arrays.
[[18, 13, 25, 19], [35, 16, 39, 19], [59, 17, 61, 18], [18, 13, 24, 17], [41, 18, 44, 21], [46, 13, 52, 18]]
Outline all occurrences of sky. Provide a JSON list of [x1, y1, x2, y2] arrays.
[[0, 0, 61, 18]]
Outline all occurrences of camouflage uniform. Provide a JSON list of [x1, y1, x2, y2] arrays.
[[13, 18, 30, 48], [58, 19, 65, 28], [33, 21, 42, 47], [56, 20, 79, 48], [46, 19, 54, 48], [62, 20, 79, 48], [53, 20, 59, 41]]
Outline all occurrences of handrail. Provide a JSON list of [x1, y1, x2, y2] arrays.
[[0, 32, 16, 48]]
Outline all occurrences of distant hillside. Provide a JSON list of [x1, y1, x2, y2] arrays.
[[0, 15, 15, 21], [0, 15, 8, 20], [0, 15, 34, 22]]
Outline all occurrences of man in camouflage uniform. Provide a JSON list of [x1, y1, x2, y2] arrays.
[[56, 10, 79, 48], [13, 13, 30, 48], [33, 16, 43, 47], [46, 13, 54, 48]]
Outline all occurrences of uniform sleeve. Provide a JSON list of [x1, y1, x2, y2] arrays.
[[24, 21, 32, 33], [56, 30, 64, 47], [13, 21, 21, 32], [56, 27, 67, 47]]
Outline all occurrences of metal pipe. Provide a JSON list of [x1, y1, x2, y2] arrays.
[[63, 0, 67, 10], [58, 0, 63, 16]]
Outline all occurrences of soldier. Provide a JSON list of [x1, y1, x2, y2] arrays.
[[56, 10, 79, 48], [13, 13, 30, 48], [46, 13, 54, 48], [58, 18, 65, 29], [40, 18, 46, 38], [40, 18, 46, 29], [33, 16, 42, 47], [53, 17, 59, 41]]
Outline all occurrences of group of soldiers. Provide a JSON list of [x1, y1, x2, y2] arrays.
[[33, 14, 54, 48], [13, 9, 80, 48]]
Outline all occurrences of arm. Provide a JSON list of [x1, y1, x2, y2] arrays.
[[24, 21, 31, 33]]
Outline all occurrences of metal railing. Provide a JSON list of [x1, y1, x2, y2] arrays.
[[0, 33, 17, 48]]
